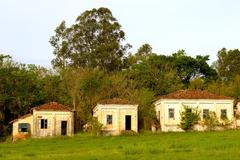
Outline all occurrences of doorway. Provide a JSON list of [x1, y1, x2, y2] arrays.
[[125, 115, 131, 130], [61, 121, 67, 135]]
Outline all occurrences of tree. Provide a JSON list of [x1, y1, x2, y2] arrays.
[[179, 106, 200, 131], [128, 88, 155, 130], [124, 43, 153, 69], [0, 54, 69, 137], [126, 54, 183, 95], [136, 43, 152, 58], [172, 51, 217, 84], [189, 77, 205, 90], [50, 7, 131, 71], [60, 67, 110, 130], [215, 48, 240, 80], [224, 75, 240, 99]]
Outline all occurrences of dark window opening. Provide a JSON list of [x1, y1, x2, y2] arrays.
[[221, 109, 227, 119], [18, 123, 30, 132], [106, 115, 112, 125], [203, 109, 209, 119], [168, 108, 175, 119], [40, 119, 48, 129]]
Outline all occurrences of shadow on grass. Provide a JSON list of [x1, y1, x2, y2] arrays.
[[125, 148, 144, 155], [24, 153, 36, 157]]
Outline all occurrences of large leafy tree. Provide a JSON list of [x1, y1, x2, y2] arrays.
[[215, 48, 240, 80], [127, 53, 183, 95], [50, 7, 131, 72], [172, 50, 217, 84]]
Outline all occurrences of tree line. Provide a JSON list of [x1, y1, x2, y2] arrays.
[[1, 7, 240, 139]]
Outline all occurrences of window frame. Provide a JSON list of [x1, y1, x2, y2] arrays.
[[18, 123, 30, 132], [202, 109, 209, 119], [106, 115, 113, 125], [168, 108, 175, 119], [220, 109, 227, 119], [40, 119, 48, 129]]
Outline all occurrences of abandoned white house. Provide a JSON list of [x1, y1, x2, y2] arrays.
[[155, 90, 234, 132], [93, 98, 138, 135], [10, 102, 74, 138]]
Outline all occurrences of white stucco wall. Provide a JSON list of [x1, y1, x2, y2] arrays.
[[93, 104, 138, 135], [12, 115, 33, 137], [32, 110, 74, 137], [12, 110, 74, 138], [155, 99, 234, 132]]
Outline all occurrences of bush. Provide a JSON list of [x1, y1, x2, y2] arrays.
[[83, 117, 103, 135], [203, 111, 219, 131], [121, 130, 139, 136], [219, 118, 232, 130], [179, 105, 200, 131]]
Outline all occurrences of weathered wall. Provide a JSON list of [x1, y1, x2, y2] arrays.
[[155, 99, 234, 132], [12, 115, 33, 137], [93, 104, 138, 135], [32, 110, 74, 137]]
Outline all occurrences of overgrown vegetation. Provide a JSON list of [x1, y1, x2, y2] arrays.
[[1, 7, 240, 139], [179, 106, 200, 131], [83, 117, 103, 135], [203, 111, 219, 131]]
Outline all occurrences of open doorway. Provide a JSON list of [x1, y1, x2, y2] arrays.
[[125, 115, 131, 130], [61, 121, 67, 135]]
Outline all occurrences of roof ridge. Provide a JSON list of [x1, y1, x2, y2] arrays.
[[157, 89, 233, 100], [97, 98, 136, 105], [32, 102, 72, 111]]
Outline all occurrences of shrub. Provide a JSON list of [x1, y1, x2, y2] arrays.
[[83, 117, 103, 135], [179, 105, 200, 131], [203, 111, 219, 131], [219, 118, 232, 130]]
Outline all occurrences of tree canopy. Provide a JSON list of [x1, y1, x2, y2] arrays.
[[50, 7, 131, 72], [215, 48, 240, 80]]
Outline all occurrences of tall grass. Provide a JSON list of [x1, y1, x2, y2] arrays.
[[1, 131, 240, 160]]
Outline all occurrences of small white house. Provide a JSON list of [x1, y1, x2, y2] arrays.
[[10, 102, 74, 138], [93, 98, 138, 135], [155, 90, 234, 132]]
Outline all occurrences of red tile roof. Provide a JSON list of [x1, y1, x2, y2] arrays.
[[32, 102, 72, 111], [157, 90, 233, 100], [97, 98, 136, 105]]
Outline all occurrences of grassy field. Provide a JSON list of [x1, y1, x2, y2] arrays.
[[1, 131, 240, 160]]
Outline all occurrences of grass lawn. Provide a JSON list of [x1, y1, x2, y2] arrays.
[[1, 130, 240, 160]]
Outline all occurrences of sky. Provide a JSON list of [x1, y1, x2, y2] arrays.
[[0, 0, 240, 68]]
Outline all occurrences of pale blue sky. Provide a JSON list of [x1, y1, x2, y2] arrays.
[[1, 0, 240, 67]]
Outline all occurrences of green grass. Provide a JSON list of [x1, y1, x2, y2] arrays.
[[1, 130, 240, 160]]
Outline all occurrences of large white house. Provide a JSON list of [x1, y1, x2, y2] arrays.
[[155, 90, 234, 132], [93, 98, 138, 135]]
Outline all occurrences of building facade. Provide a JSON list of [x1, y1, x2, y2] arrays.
[[93, 98, 138, 135], [11, 102, 74, 138], [155, 90, 234, 132]]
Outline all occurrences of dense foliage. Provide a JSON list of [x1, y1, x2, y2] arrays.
[[179, 106, 200, 131], [1, 7, 240, 139], [50, 7, 131, 71]]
